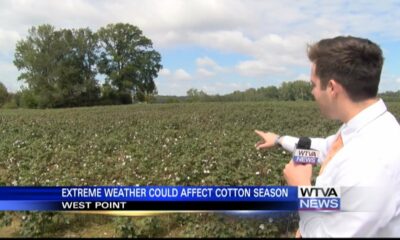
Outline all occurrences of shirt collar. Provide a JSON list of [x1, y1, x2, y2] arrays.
[[339, 98, 387, 145]]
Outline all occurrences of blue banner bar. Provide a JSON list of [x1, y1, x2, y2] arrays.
[[0, 186, 297, 201], [0, 186, 340, 211]]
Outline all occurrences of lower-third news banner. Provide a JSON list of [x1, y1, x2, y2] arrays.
[[0, 186, 340, 212]]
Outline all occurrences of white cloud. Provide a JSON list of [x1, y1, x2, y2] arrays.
[[0, 62, 24, 92], [1, 1, 399, 51], [196, 57, 217, 68], [189, 30, 253, 54], [196, 57, 225, 71], [158, 68, 192, 81], [190, 33, 310, 78], [396, 78, 400, 84], [174, 69, 192, 81], [1, 0, 400, 94], [296, 73, 310, 81], [200, 81, 252, 95], [0, 29, 21, 55], [195, 56, 226, 78], [236, 60, 286, 77], [155, 80, 189, 96], [197, 68, 215, 78], [0, 0, 104, 31]]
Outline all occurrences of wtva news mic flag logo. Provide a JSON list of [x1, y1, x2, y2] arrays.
[[293, 149, 320, 165], [298, 186, 341, 211], [292, 137, 319, 165]]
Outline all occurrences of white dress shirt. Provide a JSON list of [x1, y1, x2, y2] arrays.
[[280, 99, 400, 237]]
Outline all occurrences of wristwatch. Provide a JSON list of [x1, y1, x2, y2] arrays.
[[274, 135, 282, 147]]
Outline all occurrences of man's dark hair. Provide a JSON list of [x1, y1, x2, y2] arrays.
[[307, 36, 384, 102]]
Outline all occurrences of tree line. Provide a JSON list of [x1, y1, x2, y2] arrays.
[[2, 79, 400, 108], [156, 81, 400, 103], [158, 80, 314, 103], [2, 23, 162, 108]]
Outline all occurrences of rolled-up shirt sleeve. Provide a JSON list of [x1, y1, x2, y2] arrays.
[[279, 136, 298, 153]]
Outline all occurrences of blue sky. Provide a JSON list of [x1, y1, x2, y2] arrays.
[[0, 0, 399, 96]]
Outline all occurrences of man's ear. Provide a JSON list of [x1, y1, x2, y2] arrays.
[[328, 79, 341, 98]]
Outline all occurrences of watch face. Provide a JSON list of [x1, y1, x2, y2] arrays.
[[275, 136, 282, 146]]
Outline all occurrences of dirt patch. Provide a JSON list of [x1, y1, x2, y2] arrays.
[[0, 217, 117, 238], [62, 222, 117, 238], [0, 166, 8, 184], [0, 216, 20, 237]]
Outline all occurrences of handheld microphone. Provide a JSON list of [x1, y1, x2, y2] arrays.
[[292, 137, 319, 165]]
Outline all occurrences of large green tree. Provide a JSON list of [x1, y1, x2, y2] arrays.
[[260, 86, 280, 100], [0, 82, 9, 107], [97, 23, 162, 103], [14, 24, 100, 108], [279, 80, 313, 101], [186, 88, 208, 102]]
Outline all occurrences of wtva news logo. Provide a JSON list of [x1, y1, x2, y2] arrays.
[[293, 149, 319, 165], [298, 186, 340, 211]]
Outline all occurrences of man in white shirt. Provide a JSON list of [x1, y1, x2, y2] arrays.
[[255, 36, 400, 237]]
